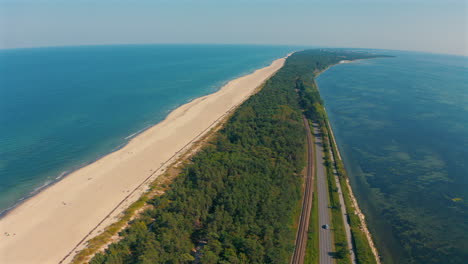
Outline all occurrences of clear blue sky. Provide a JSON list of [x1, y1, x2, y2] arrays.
[[1, 0, 467, 55]]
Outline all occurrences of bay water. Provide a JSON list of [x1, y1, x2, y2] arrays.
[[317, 51, 468, 264]]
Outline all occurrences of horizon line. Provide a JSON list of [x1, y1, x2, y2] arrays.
[[0, 42, 466, 58]]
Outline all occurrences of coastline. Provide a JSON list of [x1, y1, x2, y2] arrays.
[[326, 120, 381, 264], [0, 54, 290, 264], [316, 61, 381, 264], [0, 70, 267, 219], [0, 140, 128, 218], [0, 50, 291, 219]]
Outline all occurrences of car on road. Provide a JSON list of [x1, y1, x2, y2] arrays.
[[322, 224, 329, 229]]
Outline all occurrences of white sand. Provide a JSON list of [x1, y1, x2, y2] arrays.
[[0, 56, 288, 264]]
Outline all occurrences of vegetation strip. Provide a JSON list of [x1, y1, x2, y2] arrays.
[[327, 132, 357, 264], [322, 131, 351, 264]]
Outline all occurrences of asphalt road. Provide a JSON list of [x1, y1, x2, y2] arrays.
[[313, 123, 334, 264], [291, 117, 315, 264]]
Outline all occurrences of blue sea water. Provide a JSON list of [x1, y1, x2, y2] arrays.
[[317, 51, 468, 264], [0, 44, 296, 214]]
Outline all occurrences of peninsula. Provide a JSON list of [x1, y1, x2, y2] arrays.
[[1, 49, 386, 264], [83, 50, 386, 264]]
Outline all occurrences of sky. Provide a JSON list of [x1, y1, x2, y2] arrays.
[[0, 0, 467, 56]]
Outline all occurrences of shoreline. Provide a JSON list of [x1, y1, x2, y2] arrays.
[[0, 59, 286, 219], [316, 61, 381, 264], [0, 140, 128, 218], [0, 54, 290, 264], [326, 120, 381, 264], [0, 55, 289, 219]]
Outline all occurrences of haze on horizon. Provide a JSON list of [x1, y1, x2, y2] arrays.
[[0, 0, 467, 56]]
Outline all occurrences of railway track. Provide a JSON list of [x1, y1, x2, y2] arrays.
[[291, 116, 315, 264]]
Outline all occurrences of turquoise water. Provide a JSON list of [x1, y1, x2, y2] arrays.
[[317, 51, 468, 264], [0, 44, 296, 214]]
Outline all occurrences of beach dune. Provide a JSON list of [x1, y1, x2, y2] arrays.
[[0, 56, 287, 264]]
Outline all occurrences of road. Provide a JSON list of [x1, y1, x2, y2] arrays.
[[326, 123, 357, 264], [313, 123, 334, 264], [291, 116, 315, 264]]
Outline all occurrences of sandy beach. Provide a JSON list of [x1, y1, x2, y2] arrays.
[[0, 55, 288, 264]]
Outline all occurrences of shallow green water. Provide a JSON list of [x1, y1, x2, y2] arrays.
[[317, 51, 468, 264]]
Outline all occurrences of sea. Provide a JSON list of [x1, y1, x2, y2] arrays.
[[0, 44, 297, 215], [317, 50, 468, 264]]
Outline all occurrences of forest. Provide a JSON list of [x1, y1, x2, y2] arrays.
[[88, 49, 383, 264]]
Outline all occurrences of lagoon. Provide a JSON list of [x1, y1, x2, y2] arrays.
[[317, 51, 468, 264]]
